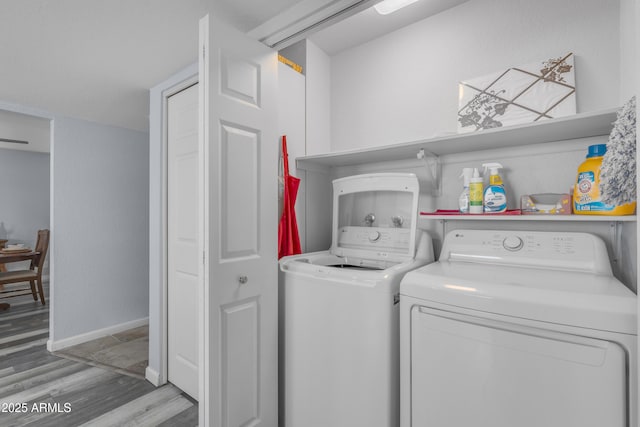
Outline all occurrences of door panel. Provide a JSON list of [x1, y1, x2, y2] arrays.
[[221, 54, 261, 107], [200, 14, 278, 427], [221, 298, 260, 427], [220, 122, 259, 259], [167, 83, 200, 400]]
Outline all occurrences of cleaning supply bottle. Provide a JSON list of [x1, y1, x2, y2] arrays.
[[458, 168, 473, 213], [469, 168, 484, 214], [573, 144, 636, 215], [482, 163, 507, 213]]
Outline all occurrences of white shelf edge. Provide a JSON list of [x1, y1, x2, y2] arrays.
[[296, 108, 618, 170], [419, 215, 636, 222]]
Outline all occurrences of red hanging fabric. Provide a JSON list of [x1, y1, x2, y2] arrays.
[[278, 135, 302, 259]]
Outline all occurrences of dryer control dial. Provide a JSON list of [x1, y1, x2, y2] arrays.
[[368, 231, 381, 242], [503, 235, 524, 251]]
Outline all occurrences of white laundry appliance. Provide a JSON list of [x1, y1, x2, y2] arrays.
[[280, 173, 435, 427], [399, 229, 637, 427]]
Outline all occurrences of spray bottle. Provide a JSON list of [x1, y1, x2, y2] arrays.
[[469, 168, 484, 214], [482, 163, 507, 213], [458, 168, 474, 213]]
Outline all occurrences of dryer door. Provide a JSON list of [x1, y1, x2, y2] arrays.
[[409, 306, 627, 427]]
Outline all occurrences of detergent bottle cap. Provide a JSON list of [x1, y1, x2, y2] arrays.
[[459, 168, 473, 186], [587, 144, 607, 158]]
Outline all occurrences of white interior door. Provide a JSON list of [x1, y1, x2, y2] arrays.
[[200, 15, 278, 427], [167, 83, 199, 400]]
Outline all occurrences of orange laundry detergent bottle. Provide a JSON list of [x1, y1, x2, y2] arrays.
[[573, 144, 636, 215]]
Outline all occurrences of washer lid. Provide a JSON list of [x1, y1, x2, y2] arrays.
[[400, 262, 637, 334], [331, 173, 419, 263]]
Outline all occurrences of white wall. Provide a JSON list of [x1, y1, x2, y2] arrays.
[[306, 40, 332, 155], [0, 148, 50, 270], [620, 0, 637, 99], [303, 39, 334, 252], [330, 0, 621, 151], [51, 116, 149, 342]]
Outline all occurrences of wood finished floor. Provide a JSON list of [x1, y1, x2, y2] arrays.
[[54, 325, 149, 380], [0, 282, 198, 426]]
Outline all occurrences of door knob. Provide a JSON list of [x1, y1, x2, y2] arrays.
[[238, 275, 248, 284]]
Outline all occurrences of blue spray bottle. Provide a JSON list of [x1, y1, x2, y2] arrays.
[[482, 163, 507, 213]]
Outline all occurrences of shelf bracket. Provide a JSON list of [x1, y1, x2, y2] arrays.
[[417, 149, 441, 196], [609, 221, 622, 278]]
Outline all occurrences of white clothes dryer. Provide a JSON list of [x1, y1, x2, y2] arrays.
[[400, 229, 637, 427], [280, 173, 435, 427]]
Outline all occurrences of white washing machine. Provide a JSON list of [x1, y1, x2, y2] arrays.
[[400, 229, 637, 427], [280, 173, 435, 427]]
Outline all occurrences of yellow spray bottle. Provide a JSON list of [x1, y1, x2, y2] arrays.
[[469, 168, 484, 214]]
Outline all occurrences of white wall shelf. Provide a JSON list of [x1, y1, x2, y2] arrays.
[[296, 108, 617, 171], [419, 214, 636, 222]]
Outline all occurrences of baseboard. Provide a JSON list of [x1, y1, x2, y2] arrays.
[[145, 366, 162, 387], [47, 317, 149, 352]]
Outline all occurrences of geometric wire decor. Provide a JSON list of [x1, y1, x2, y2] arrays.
[[458, 52, 576, 133]]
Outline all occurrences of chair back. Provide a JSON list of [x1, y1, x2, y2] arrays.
[[32, 229, 50, 274]]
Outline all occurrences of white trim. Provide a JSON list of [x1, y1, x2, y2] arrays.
[[198, 14, 210, 427], [145, 366, 162, 387], [247, 0, 376, 49], [49, 118, 55, 345], [46, 317, 149, 352]]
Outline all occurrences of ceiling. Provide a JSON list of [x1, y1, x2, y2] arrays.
[[308, 0, 469, 55], [0, 0, 468, 135]]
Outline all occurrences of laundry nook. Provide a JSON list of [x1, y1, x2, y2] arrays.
[[0, 0, 638, 426]]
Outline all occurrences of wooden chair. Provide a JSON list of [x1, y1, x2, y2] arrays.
[[0, 229, 49, 305], [0, 239, 7, 272]]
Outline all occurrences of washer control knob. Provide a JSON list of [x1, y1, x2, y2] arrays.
[[368, 231, 381, 242], [503, 235, 524, 251]]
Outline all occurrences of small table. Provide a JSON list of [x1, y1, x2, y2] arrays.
[[0, 251, 39, 264]]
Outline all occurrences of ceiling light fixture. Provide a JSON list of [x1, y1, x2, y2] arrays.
[[374, 0, 421, 15]]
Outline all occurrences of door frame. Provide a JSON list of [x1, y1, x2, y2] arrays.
[[161, 74, 203, 392], [198, 16, 210, 425], [147, 65, 198, 389], [0, 101, 54, 342], [161, 72, 200, 387]]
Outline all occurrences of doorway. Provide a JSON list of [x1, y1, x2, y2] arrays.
[[0, 108, 51, 306]]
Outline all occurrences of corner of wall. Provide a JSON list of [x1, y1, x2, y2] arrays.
[[145, 365, 164, 387], [305, 39, 332, 155], [619, 0, 637, 102]]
